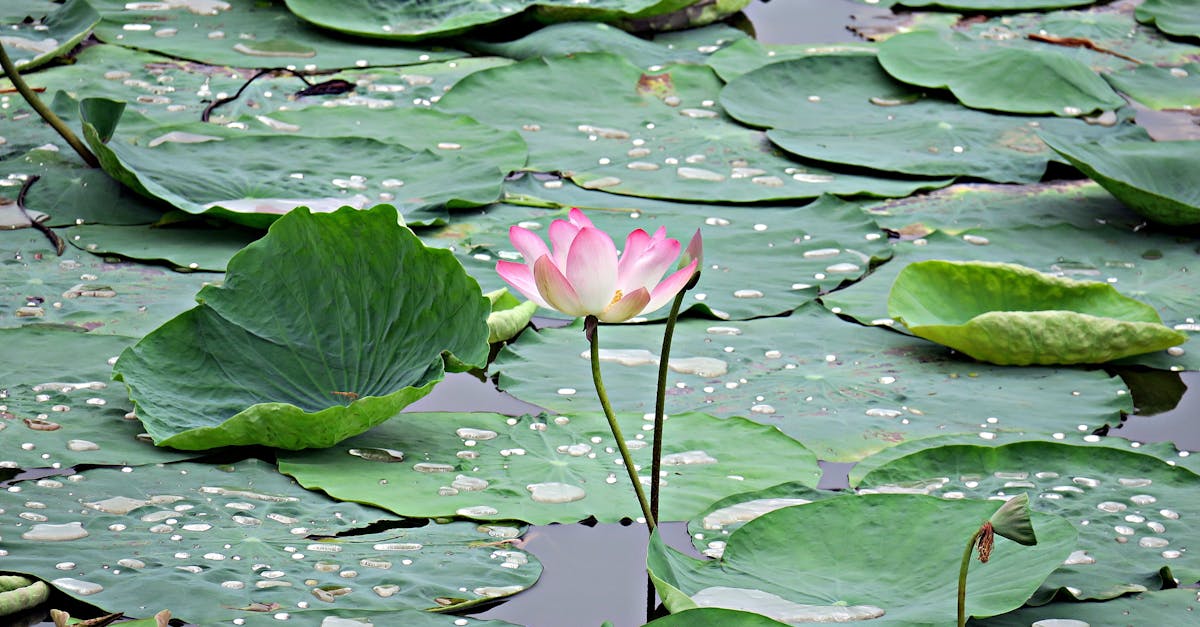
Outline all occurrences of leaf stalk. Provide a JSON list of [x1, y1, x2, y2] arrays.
[[587, 315, 656, 531], [0, 41, 99, 168]]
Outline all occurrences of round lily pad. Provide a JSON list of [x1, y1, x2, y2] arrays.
[[888, 260, 1187, 365], [720, 55, 1148, 183], [0, 0, 99, 71], [64, 223, 259, 272], [282, 0, 695, 41], [877, 29, 1124, 116], [114, 205, 491, 450], [859, 441, 1200, 600], [437, 53, 953, 202], [89, 0, 462, 69], [1040, 135, 1200, 225], [0, 328, 195, 470], [972, 589, 1200, 625], [1137, 0, 1200, 39], [0, 229, 221, 337], [0, 147, 166, 227], [493, 303, 1132, 461], [463, 21, 744, 69], [648, 494, 1077, 624], [1105, 63, 1200, 111], [278, 411, 821, 525], [684, 482, 838, 559], [81, 103, 526, 227], [0, 459, 539, 624]]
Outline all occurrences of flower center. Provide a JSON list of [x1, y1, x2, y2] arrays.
[[604, 290, 624, 311]]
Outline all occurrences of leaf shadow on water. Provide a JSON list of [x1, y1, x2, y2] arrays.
[[1112, 370, 1200, 451]]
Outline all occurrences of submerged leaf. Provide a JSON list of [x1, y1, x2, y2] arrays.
[[114, 205, 491, 450], [888, 260, 1186, 365]]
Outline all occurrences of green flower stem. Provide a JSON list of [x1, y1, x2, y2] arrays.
[[0, 41, 99, 168], [587, 315, 656, 531], [650, 288, 687, 525], [957, 525, 985, 627]]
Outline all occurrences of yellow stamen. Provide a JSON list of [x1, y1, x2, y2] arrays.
[[604, 290, 624, 311]]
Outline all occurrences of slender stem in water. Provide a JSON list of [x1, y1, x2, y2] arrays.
[[0, 42, 99, 168], [650, 289, 687, 524], [587, 315, 656, 531], [958, 525, 985, 627]]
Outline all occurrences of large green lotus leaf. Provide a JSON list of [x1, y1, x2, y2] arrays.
[[113, 206, 491, 450], [0, 147, 166, 226], [13, 45, 514, 139], [0, 459, 537, 624], [437, 53, 954, 202], [257, 107, 527, 175], [859, 441, 1200, 600], [465, 22, 744, 69], [63, 223, 259, 272], [648, 494, 1077, 623], [0, 328, 195, 469], [282, 0, 694, 41], [278, 411, 820, 525], [861, 180, 1145, 232], [972, 589, 1200, 625], [877, 0, 1100, 8], [846, 433, 1197, 488], [0, 230, 219, 336], [330, 56, 515, 109], [953, 8, 1200, 72], [492, 303, 1132, 461], [684, 482, 839, 558], [81, 105, 520, 228], [828, 242, 1200, 372], [421, 194, 890, 322], [888, 260, 1186, 365], [1137, 0, 1200, 39], [88, 0, 463, 69], [705, 37, 876, 82], [1105, 63, 1200, 110], [821, 206, 1200, 370], [645, 608, 788, 626], [5, 45, 278, 128], [0, 0, 98, 72], [720, 55, 1147, 183], [0, 93, 66, 162], [1040, 135, 1200, 226], [877, 30, 1124, 116]]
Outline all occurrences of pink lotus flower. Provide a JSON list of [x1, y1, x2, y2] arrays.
[[496, 209, 701, 322]]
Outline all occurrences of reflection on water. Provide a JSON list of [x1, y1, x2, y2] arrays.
[[741, 0, 888, 44], [469, 521, 699, 627]]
